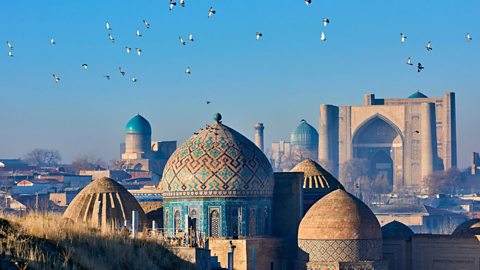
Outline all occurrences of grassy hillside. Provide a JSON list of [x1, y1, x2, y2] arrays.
[[0, 213, 194, 270]]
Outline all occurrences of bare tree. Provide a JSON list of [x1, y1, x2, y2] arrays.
[[318, 159, 334, 173], [424, 168, 466, 195], [339, 158, 370, 191], [111, 159, 126, 170], [71, 155, 106, 173], [24, 148, 61, 167]]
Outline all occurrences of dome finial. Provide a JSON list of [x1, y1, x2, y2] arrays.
[[213, 113, 222, 123]]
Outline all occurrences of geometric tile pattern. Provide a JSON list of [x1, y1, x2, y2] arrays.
[[305, 261, 386, 270], [161, 122, 274, 198], [298, 239, 382, 262]]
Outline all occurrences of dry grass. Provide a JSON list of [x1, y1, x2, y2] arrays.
[[0, 212, 195, 270]]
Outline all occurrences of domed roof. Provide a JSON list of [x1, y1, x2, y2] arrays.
[[126, 114, 152, 134], [382, 221, 414, 239], [408, 91, 428, 99], [161, 118, 274, 198], [63, 177, 147, 230], [452, 219, 480, 236], [298, 189, 381, 240], [290, 120, 318, 146], [290, 159, 344, 192]]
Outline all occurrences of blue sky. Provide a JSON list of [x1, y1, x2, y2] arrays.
[[0, 0, 478, 167]]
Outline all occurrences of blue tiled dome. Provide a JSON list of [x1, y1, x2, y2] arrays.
[[125, 114, 152, 134], [291, 120, 319, 146], [408, 91, 428, 99]]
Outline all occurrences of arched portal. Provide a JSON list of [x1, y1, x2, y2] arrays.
[[352, 115, 404, 192]]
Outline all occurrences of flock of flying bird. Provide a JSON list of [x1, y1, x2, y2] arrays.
[[2, 0, 477, 84]]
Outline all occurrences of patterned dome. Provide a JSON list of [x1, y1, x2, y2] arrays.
[[161, 121, 274, 198], [290, 120, 318, 146], [126, 114, 151, 134]]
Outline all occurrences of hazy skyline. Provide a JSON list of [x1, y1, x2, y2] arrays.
[[1, 0, 478, 167]]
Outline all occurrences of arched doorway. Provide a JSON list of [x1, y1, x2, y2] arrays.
[[352, 115, 403, 192]]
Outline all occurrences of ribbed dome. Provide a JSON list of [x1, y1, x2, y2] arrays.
[[382, 221, 414, 239], [63, 177, 147, 230], [290, 159, 344, 191], [452, 219, 480, 236], [161, 121, 274, 198], [290, 120, 318, 146], [408, 91, 428, 99], [126, 114, 152, 134], [298, 189, 381, 240]]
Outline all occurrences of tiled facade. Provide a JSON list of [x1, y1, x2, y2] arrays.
[[163, 198, 271, 237]]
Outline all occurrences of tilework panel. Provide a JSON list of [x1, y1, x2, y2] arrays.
[[164, 198, 271, 238], [305, 261, 385, 270], [161, 123, 274, 198], [298, 239, 382, 262]]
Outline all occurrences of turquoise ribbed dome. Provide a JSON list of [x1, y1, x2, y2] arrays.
[[125, 114, 152, 134], [408, 91, 428, 99], [291, 120, 319, 146]]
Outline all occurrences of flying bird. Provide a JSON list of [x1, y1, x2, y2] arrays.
[[256, 32, 263, 40], [206, 101, 211, 104], [136, 48, 142, 56], [119, 67, 126, 76], [426, 41, 432, 51], [125, 46, 132, 54], [185, 66, 191, 75], [169, 0, 177, 10], [400, 33, 406, 44], [108, 33, 115, 43], [417, 62, 424, 72], [136, 29, 142, 37], [52, 74, 60, 83], [8, 51, 13, 57], [305, 0, 311, 5], [6, 41, 13, 50], [189, 34, 194, 42], [179, 37, 186, 45], [208, 7, 216, 18], [103, 75, 111, 80], [407, 57, 413, 66], [82, 64, 88, 70], [143, 19, 150, 29], [180, 0, 185, 7], [50, 38, 56, 45], [105, 21, 112, 30], [466, 33, 472, 41], [131, 77, 138, 83], [320, 32, 326, 41], [323, 18, 330, 27]]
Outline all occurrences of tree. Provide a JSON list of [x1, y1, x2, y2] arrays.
[[111, 159, 127, 170], [24, 148, 61, 167], [424, 168, 466, 195], [339, 158, 370, 191], [71, 155, 106, 173], [318, 159, 335, 174]]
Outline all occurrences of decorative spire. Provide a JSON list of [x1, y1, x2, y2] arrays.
[[213, 113, 222, 123]]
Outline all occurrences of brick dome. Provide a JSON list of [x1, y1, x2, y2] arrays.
[[298, 189, 382, 263], [452, 219, 480, 236], [63, 177, 147, 231], [382, 221, 414, 239]]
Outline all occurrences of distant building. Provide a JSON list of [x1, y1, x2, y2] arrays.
[[0, 159, 32, 172], [120, 114, 176, 177], [319, 91, 457, 192], [271, 120, 318, 171], [472, 152, 480, 175]]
